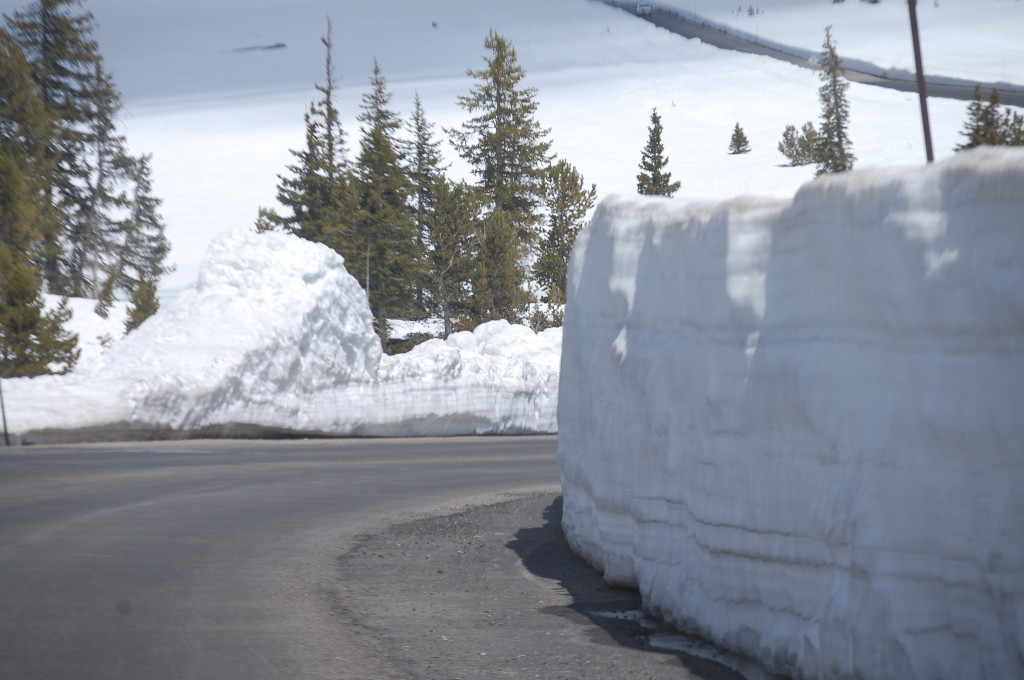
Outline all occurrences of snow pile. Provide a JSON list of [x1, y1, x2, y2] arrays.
[[558, 148, 1024, 680], [6, 228, 559, 442]]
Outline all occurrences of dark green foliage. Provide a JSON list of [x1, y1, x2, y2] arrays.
[[450, 31, 552, 243], [815, 26, 855, 176], [124, 277, 158, 333], [0, 242, 79, 377], [956, 86, 1024, 151], [354, 60, 421, 348], [5, 1, 171, 303], [728, 122, 751, 154], [637, 108, 680, 196], [424, 176, 482, 337], [468, 208, 531, 324], [778, 122, 820, 166], [533, 160, 595, 318], [405, 93, 447, 313], [259, 18, 353, 254]]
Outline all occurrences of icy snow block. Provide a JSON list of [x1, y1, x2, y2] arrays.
[[558, 148, 1024, 680]]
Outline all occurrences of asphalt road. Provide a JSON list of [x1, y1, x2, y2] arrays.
[[609, 1, 1024, 107], [0, 438, 756, 680], [0, 438, 559, 680]]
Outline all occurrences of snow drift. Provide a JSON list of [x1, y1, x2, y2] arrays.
[[6, 228, 559, 442], [558, 148, 1024, 680]]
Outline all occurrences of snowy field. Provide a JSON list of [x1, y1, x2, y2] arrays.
[[35, 0, 1018, 298], [558, 147, 1024, 680]]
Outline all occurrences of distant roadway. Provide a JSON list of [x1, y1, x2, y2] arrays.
[[606, 1, 1024, 107]]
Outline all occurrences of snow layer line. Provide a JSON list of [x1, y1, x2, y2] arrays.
[[558, 148, 1024, 680]]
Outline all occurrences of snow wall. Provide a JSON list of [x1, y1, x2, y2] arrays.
[[7, 229, 559, 442], [558, 148, 1024, 680]]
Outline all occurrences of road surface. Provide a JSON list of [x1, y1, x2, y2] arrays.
[[0, 438, 751, 680], [607, 1, 1024, 107]]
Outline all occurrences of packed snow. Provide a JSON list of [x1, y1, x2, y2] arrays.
[[558, 147, 1024, 680], [5, 229, 559, 443]]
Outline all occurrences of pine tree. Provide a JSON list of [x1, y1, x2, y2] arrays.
[[450, 31, 552, 241], [815, 26, 855, 176], [354, 60, 421, 348], [123, 277, 158, 333], [533, 160, 595, 319], [6, 0, 101, 290], [955, 87, 1024, 151], [469, 208, 530, 324], [778, 122, 820, 166], [637, 108, 680, 196], [258, 18, 353, 253], [728, 122, 751, 154], [425, 176, 481, 337], [405, 93, 447, 314]]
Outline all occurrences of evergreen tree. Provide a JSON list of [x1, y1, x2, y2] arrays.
[[815, 26, 855, 176], [778, 122, 820, 166], [533, 160, 595, 319], [450, 31, 552, 242], [405, 93, 447, 313], [637, 108, 680, 196], [425, 176, 481, 337], [257, 18, 353, 254], [469, 208, 530, 324], [123, 277, 158, 333], [354, 60, 421, 348], [0, 156, 68, 377], [955, 86, 1024, 151], [728, 122, 751, 154], [6, 0, 101, 290]]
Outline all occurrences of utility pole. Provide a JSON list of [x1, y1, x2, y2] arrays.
[[908, 0, 934, 162]]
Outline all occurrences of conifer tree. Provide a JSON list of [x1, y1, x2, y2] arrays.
[[354, 60, 421, 348], [123, 277, 158, 333], [469, 208, 530, 324], [815, 26, 855, 176], [258, 18, 353, 255], [728, 122, 751, 154], [955, 86, 1024, 151], [778, 122, 820, 166], [425, 176, 481, 337], [450, 31, 552, 242], [6, 0, 101, 289], [637, 108, 680, 196], [0, 222, 79, 377], [533, 160, 595, 318], [405, 93, 447, 313]]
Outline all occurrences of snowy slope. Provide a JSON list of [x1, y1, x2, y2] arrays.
[[5, 229, 559, 442], [558, 147, 1024, 680]]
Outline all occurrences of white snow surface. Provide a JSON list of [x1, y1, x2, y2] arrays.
[[558, 147, 1024, 680], [6, 229, 560, 442]]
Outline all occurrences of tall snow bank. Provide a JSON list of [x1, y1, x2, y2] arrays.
[[558, 148, 1024, 680], [6, 228, 558, 441]]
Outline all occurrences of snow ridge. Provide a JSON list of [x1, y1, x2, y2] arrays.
[[558, 147, 1024, 680]]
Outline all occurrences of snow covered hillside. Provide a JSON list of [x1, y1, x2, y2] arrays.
[[5, 229, 559, 443], [558, 147, 1024, 680]]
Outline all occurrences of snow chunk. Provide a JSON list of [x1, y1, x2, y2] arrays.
[[6, 227, 558, 440], [559, 148, 1024, 680]]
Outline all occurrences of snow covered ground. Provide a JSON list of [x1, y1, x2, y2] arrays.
[[6, 229, 559, 442], [558, 147, 1024, 680], [52, 0, 1018, 298]]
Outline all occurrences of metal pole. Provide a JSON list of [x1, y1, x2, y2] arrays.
[[0, 378, 9, 446], [908, 0, 934, 163]]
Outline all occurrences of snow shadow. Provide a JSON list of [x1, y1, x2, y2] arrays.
[[507, 497, 751, 680]]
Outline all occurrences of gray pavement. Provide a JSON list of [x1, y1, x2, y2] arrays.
[[0, 438, 763, 679]]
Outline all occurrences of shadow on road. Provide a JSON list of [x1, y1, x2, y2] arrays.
[[506, 496, 750, 680]]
